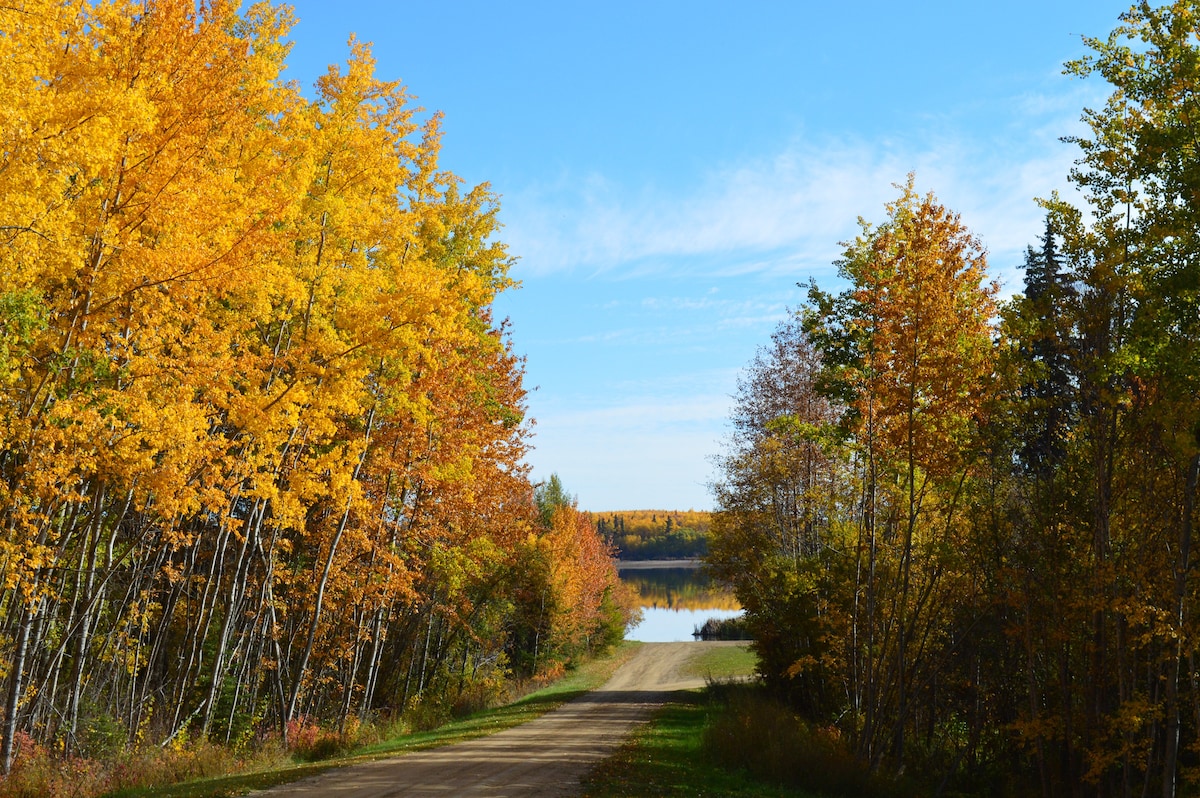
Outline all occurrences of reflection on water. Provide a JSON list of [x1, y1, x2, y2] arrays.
[[620, 566, 740, 611], [619, 564, 743, 643]]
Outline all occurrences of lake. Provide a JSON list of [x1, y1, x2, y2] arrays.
[[618, 560, 743, 643]]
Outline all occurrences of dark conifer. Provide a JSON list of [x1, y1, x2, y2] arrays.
[[1018, 218, 1076, 474]]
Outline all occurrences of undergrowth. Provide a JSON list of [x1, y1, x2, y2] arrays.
[[584, 678, 921, 798], [701, 682, 918, 798], [0, 644, 638, 798]]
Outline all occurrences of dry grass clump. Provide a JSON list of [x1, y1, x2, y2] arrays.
[[703, 686, 915, 798]]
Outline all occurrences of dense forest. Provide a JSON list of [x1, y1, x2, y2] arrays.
[[708, 3, 1200, 795], [0, 0, 630, 787], [592, 510, 710, 559]]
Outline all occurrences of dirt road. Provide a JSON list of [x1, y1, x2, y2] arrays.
[[254, 641, 741, 797]]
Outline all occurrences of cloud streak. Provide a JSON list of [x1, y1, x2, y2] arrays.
[[502, 79, 1111, 510], [501, 87, 1100, 293]]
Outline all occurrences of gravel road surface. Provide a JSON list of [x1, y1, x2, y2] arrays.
[[253, 641, 741, 797]]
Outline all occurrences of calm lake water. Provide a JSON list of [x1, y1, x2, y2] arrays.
[[618, 561, 743, 643]]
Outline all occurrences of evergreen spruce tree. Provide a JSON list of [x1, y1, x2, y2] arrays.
[[1018, 218, 1077, 475]]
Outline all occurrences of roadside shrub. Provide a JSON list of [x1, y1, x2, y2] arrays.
[[451, 680, 503, 719], [0, 733, 292, 798], [405, 697, 453, 733], [3, 752, 107, 798], [78, 707, 127, 760], [285, 715, 352, 762], [703, 685, 912, 797]]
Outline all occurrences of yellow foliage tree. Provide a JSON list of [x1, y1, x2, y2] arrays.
[[0, 0, 614, 774]]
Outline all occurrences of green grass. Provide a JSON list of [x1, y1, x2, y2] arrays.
[[585, 679, 920, 798], [682, 643, 758, 681], [580, 692, 820, 798], [104, 644, 640, 798]]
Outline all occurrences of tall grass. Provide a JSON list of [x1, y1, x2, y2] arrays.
[[702, 684, 917, 798], [0, 645, 639, 798], [1, 732, 294, 798]]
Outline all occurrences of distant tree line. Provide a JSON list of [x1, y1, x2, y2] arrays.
[[592, 510, 710, 560]]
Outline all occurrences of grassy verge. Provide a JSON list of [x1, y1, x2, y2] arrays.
[[580, 693, 820, 798], [582, 644, 816, 797], [682, 643, 758, 681], [102, 643, 640, 798], [585, 652, 921, 798]]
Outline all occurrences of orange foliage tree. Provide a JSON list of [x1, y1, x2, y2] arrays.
[[712, 179, 1000, 778], [508, 476, 634, 677]]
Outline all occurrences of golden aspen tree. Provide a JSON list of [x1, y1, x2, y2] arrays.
[[0, 0, 558, 773], [507, 477, 628, 678], [804, 177, 997, 767], [0, 0, 303, 766], [707, 315, 849, 716]]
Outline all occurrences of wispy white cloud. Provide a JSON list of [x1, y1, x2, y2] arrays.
[[507, 79, 1112, 510], [637, 294, 788, 319], [502, 142, 904, 277], [545, 396, 731, 429], [501, 88, 1099, 295], [548, 295, 793, 346]]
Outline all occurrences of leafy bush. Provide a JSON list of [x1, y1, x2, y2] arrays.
[[693, 615, 752, 640]]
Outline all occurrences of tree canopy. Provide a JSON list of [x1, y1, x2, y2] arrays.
[[0, 0, 631, 780], [708, 7, 1200, 790]]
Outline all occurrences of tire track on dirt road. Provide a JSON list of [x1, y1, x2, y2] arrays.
[[254, 641, 744, 797]]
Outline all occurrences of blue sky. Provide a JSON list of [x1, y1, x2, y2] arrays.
[[283, 1, 1131, 511]]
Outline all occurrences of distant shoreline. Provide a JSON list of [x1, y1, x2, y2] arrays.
[[615, 558, 703, 570]]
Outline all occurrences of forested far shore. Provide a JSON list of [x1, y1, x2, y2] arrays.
[[588, 510, 711, 560]]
